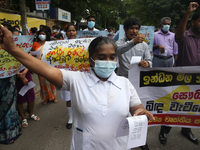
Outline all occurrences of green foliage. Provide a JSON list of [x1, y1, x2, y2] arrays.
[[123, 0, 200, 27]]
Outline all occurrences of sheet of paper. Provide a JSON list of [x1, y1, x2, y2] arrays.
[[159, 50, 167, 56], [29, 51, 41, 56], [19, 81, 36, 96], [130, 56, 141, 64], [116, 115, 148, 149]]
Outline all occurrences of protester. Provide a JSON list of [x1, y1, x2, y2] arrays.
[[153, 17, 178, 67], [31, 28, 58, 105], [30, 27, 38, 42], [116, 17, 152, 78], [40, 24, 45, 29], [16, 68, 40, 127], [107, 26, 115, 40], [0, 26, 21, 144], [13, 25, 23, 35], [61, 24, 78, 129], [11, 27, 20, 35], [60, 28, 67, 40], [15, 27, 40, 127], [0, 25, 155, 149], [51, 25, 63, 40], [171, 2, 199, 144], [83, 15, 99, 31]]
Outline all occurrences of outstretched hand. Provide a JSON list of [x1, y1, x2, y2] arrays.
[[0, 25, 15, 51], [187, 2, 199, 13]]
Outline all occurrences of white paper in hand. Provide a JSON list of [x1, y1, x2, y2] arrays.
[[19, 81, 36, 96], [130, 56, 142, 64], [116, 115, 148, 149]]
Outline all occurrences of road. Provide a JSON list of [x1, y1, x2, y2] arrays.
[[0, 74, 199, 150]]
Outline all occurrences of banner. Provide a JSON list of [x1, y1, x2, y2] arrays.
[[118, 25, 154, 55], [77, 31, 107, 38], [128, 64, 200, 128], [0, 35, 34, 78], [0, 12, 46, 29], [41, 38, 95, 71]]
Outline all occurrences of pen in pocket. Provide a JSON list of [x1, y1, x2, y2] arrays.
[[76, 127, 83, 132]]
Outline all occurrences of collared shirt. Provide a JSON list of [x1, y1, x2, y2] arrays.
[[59, 69, 141, 150], [153, 30, 178, 57], [83, 28, 99, 31], [116, 37, 152, 78], [107, 33, 116, 40], [175, 29, 200, 66]]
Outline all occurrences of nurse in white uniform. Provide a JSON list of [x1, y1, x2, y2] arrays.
[[0, 26, 155, 150]]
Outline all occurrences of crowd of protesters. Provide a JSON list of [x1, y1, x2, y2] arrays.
[[0, 2, 200, 150]]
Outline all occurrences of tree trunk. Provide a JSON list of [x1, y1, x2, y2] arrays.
[[5, 0, 10, 9], [20, 0, 28, 35]]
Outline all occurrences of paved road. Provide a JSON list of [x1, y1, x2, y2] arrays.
[[0, 74, 199, 150]]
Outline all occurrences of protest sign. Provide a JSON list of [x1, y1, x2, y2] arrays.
[[129, 64, 200, 128], [0, 35, 34, 78], [77, 31, 107, 38], [41, 38, 94, 71]]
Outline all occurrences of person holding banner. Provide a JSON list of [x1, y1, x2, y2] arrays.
[[83, 15, 99, 31], [159, 2, 200, 145], [0, 25, 21, 144], [32, 28, 58, 105], [61, 24, 78, 129], [116, 17, 152, 78], [0, 26, 155, 149]]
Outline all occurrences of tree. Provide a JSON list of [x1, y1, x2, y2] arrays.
[[20, 0, 28, 35]]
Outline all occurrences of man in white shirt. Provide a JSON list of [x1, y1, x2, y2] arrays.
[[83, 15, 99, 31]]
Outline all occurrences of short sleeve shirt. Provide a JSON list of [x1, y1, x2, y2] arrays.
[[175, 29, 200, 66], [59, 69, 141, 150]]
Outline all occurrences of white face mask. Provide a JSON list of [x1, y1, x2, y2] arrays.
[[38, 34, 46, 41]]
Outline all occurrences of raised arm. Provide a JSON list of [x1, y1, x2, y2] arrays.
[[116, 34, 146, 54], [176, 2, 199, 39], [0, 26, 63, 88]]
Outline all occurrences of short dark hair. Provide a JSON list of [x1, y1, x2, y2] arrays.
[[108, 26, 113, 30], [52, 25, 59, 29], [89, 37, 117, 58], [11, 27, 19, 33], [124, 17, 141, 30], [40, 25, 45, 28], [30, 27, 37, 34], [65, 24, 77, 32], [13, 25, 20, 30], [37, 28, 51, 41], [2, 22, 12, 30], [192, 11, 200, 21], [87, 15, 95, 21]]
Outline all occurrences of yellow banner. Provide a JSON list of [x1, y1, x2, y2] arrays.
[[0, 12, 46, 29]]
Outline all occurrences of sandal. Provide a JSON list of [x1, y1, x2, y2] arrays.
[[54, 98, 58, 104], [22, 119, 28, 128], [30, 114, 40, 121], [42, 100, 48, 105]]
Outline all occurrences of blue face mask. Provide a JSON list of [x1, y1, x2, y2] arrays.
[[88, 21, 95, 29], [53, 29, 57, 33], [109, 32, 113, 35], [91, 58, 117, 78], [162, 25, 170, 32]]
